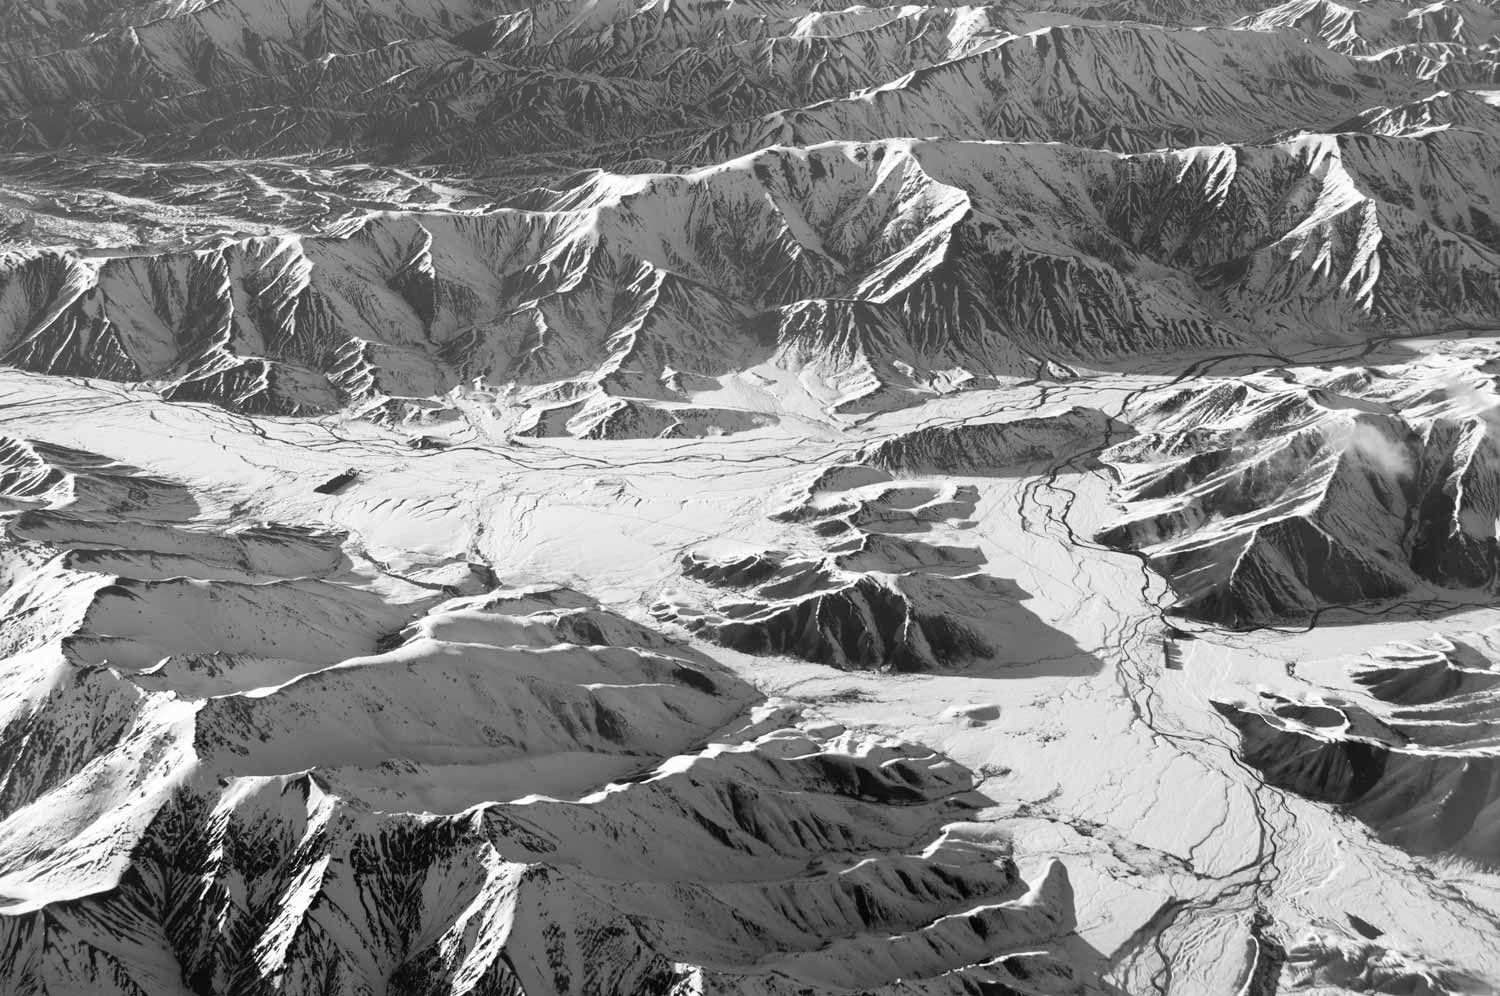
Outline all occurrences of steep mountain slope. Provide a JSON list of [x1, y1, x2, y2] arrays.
[[0, 433, 1102, 995], [6, 0, 1500, 424], [658, 477, 1049, 672], [1097, 357, 1500, 625], [1242, 0, 1500, 81], [655, 407, 1116, 670], [11, 128, 1500, 420], [686, 22, 1413, 160], [1217, 623, 1500, 861], [0, 0, 1389, 166]]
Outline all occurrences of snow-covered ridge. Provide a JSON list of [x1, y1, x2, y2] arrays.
[[1218, 622, 1500, 862], [0, 0, 1414, 165], [8, 131, 1500, 421], [0, 432, 1100, 994], [1098, 357, 1500, 625]]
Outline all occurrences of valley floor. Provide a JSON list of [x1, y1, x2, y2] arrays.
[[6, 348, 1497, 994]]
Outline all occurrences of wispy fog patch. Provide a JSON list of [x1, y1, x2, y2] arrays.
[[1343, 419, 1414, 479]]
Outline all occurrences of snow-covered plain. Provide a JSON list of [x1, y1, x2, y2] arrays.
[[5, 0, 1500, 993]]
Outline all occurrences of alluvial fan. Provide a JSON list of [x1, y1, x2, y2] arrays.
[[6, 0, 1500, 993]]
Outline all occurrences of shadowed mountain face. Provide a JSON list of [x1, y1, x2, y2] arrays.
[[656, 406, 1119, 674], [9, 1, 1500, 995], [1217, 624, 1500, 862], [0, 0, 1410, 164], [1096, 363, 1500, 626]]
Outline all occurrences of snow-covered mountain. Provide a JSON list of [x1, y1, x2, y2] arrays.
[[8, 0, 1500, 993], [1218, 621, 1500, 861], [1097, 359, 1500, 625], [0, 434, 1096, 995], [10, 129, 1500, 423]]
